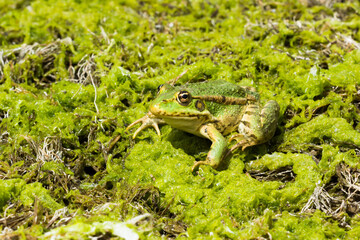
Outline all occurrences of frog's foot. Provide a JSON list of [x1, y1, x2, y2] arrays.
[[126, 113, 165, 139], [229, 134, 254, 152]]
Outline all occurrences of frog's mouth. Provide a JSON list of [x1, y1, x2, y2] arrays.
[[149, 104, 211, 136], [149, 105, 209, 119]]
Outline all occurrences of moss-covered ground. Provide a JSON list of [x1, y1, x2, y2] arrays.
[[1, 0, 360, 239]]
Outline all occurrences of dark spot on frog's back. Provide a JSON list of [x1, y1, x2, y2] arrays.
[[248, 133, 257, 140], [241, 120, 251, 127], [247, 105, 257, 109], [244, 111, 255, 115], [221, 95, 226, 103]]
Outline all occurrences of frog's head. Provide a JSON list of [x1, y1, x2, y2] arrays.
[[149, 84, 211, 121]]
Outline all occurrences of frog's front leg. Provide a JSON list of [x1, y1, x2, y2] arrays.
[[230, 100, 279, 152], [126, 112, 166, 139], [191, 124, 228, 172]]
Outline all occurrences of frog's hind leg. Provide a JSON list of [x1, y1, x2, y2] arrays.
[[229, 100, 279, 153], [191, 124, 228, 172]]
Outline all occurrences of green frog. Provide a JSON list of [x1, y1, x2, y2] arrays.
[[126, 80, 280, 172]]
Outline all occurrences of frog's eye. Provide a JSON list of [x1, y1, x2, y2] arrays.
[[177, 90, 192, 106]]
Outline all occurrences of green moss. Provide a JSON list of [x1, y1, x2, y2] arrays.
[[319, 145, 360, 183], [0, 179, 61, 212], [105, 139, 322, 237], [19, 182, 62, 212], [325, 50, 360, 87], [0, 179, 26, 210], [41, 162, 73, 176], [270, 211, 346, 239], [247, 152, 321, 207], [280, 115, 360, 151]]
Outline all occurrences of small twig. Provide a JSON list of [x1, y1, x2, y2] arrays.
[[100, 26, 110, 44], [90, 73, 99, 114], [169, 69, 188, 86], [271, 46, 310, 61], [46, 207, 69, 228]]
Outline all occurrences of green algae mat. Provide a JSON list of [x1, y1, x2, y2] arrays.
[[1, 0, 360, 239]]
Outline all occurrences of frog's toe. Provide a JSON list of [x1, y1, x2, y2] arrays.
[[132, 124, 147, 139], [191, 161, 208, 173], [126, 118, 143, 132], [230, 138, 258, 153], [152, 122, 161, 136], [229, 134, 244, 143], [229, 135, 252, 152]]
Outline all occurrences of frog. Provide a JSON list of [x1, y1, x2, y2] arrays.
[[126, 80, 280, 172]]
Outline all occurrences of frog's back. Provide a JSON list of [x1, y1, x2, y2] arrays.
[[180, 80, 257, 121]]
